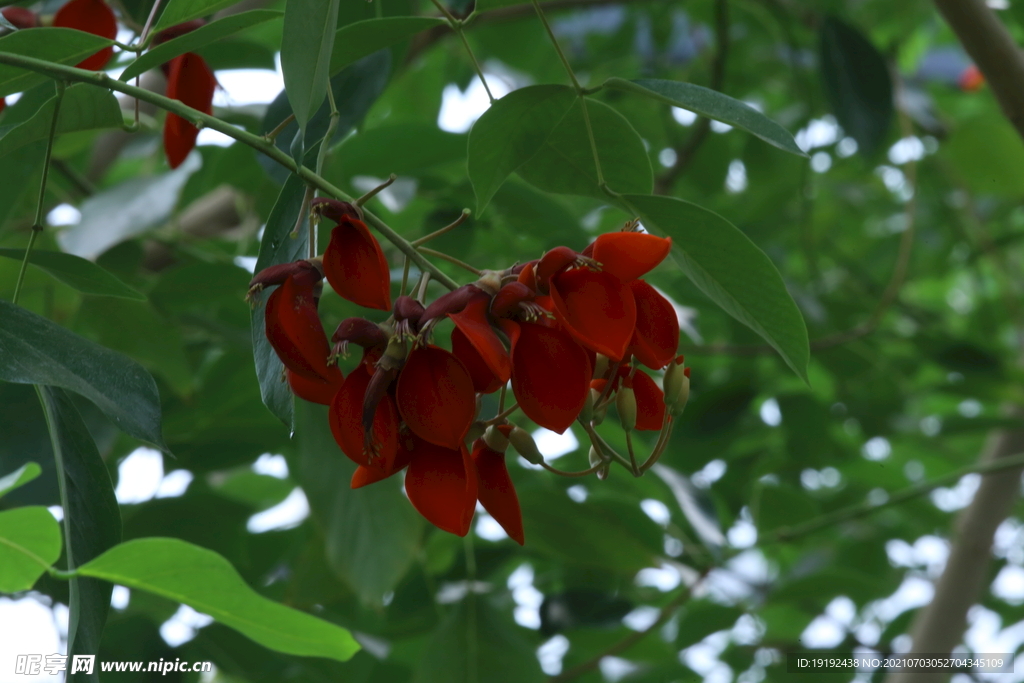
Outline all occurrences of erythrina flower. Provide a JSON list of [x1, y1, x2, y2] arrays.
[[472, 425, 524, 545], [586, 231, 672, 282], [53, 0, 117, 71], [287, 367, 343, 406], [405, 437, 478, 536], [313, 198, 392, 311], [163, 52, 216, 169], [1, 7, 39, 29], [628, 279, 679, 370], [329, 362, 401, 469], [396, 344, 476, 449]]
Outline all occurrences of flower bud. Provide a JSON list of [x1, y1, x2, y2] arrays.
[[616, 386, 637, 432], [590, 446, 609, 480], [579, 387, 594, 423], [508, 425, 544, 465], [593, 353, 609, 380], [663, 356, 686, 407], [591, 388, 607, 425], [668, 369, 690, 417], [482, 424, 510, 453]]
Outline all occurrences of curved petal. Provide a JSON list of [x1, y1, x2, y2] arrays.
[[163, 53, 216, 169], [419, 284, 480, 326], [53, 0, 116, 70], [511, 322, 590, 433], [536, 246, 579, 286], [549, 268, 636, 361], [351, 443, 413, 489], [630, 369, 666, 431], [491, 282, 534, 318], [472, 440, 524, 545], [287, 366, 344, 405], [323, 217, 392, 311], [405, 440, 477, 536], [328, 365, 400, 468], [265, 275, 332, 381], [452, 327, 504, 394], [450, 294, 511, 386], [396, 345, 476, 448], [592, 232, 672, 282], [629, 279, 679, 370]]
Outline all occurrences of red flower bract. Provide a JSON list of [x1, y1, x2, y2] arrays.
[[329, 364, 400, 469], [549, 267, 636, 361], [629, 369, 666, 431], [264, 270, 332, 382], [629, 279, 679, 370], [472, 427, 524, 545], [405, 439, 477, 536], [322, 214, 392, 311], [163, 52, 216, 169], [506, 320, 590, 434], [53, 0, 117, 71], [287, 366, 343, 405], [589, 231, 672, 282], [396, 345, 475, 449], [449, 293, 511, 392]]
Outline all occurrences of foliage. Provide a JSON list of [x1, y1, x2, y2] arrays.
[[2, 0, 1024, 681]]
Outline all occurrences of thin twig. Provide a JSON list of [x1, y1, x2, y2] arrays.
[[264, 113, 295, 142], [430, 0, 495, 102], [412, 209, 471, 246], [418, 247, 482, 275]]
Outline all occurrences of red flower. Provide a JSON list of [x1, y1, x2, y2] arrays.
[[627, 369, 666, 431], [314, 199, 392, 311], [628, 279, 679, 370], [549, 266, 636, 361], [1, 7, 39, 29], [164, 52, 216, 169], [53, 0, 117, 71], [395, 344, 476, 449], [587, 231, 672, 282], [449, 291, 511, 394], [405, 438, 478, 536], [286, 367, 343, 405], [472, 425, 524, 545], [329, 362, 401, 469]]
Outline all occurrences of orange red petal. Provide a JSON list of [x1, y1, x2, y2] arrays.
[[328, 365, 400, 469], [264, 274, 332, 382], [591, 232, 672, 282], [405, 440, 478, 536], [629, 369, 666, 431], [449, 293, 511, 389], [396, 345, 476, 449], [509, 321, 590, 434], [323, 217, 392, 311], [629, 279, 679, 370], [53, 0, 117, 71], [472, 436, 524, 545], [287, 366, 343, 405], [164, 53, 216, 168], [549, 268, 636, 361]]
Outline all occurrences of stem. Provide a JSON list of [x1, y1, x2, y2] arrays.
[[485, 402, 519, 425], [640, 416, 674, 472], [541, 460, 606, 477], [139, 0, 163, 46], [498, 384, 507, 413], [761, 451, 1024, 545], [265, 113, 295, 142], [355, 173, 397, 207], [579, 96, 605, 187], [418, 247, 482, 275], [625, 431, 640, 476], [580, 421, 632, 471], [431, 0, 495, 102], [12, 81, 65, 306], [400, 256, 411, 297], [531, 0, 581, 91], [0, 53, 461, 291], [412, 209, 471, 246]]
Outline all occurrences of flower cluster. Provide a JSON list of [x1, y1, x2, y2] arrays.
[[249, 198, 690, 544]]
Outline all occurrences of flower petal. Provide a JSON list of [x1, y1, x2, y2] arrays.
[[287, 366, 344, 405], [323, 217, 392, 311], [328, 365, 400, 468], [592, 232, 672, 282], [405, 440, 478, 536], [549, 268, 636, 361], [163, 53, 216, 169], [510, 321, 590, 433], [265, 274, 332, 381], [351, 444, 413, 489], [628, 279, 679, 370], [450, 294, 511, 387], [630, 369, 666, 431], [472, 438, 524, 545], [396, 345, 476, 448], [452, 327, 504, 394], [53, 0, 117, 70]]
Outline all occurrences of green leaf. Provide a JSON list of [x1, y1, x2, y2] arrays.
[[622, 194, 810, 382], [77, 538, 361, 661], [819, 16, 893, 155], [328, 122, 466, 180], [38, 387, 121, 681], [0, 84, 123, 159], [122, 10, 282, 82], [753, 482, 818, 534], [57, 154, 201, 260], [0, 462, 42, 499], [413, 598, 544, 683], [941, 112, 1024, 198], [517, 96, 653, 199], [677, 601, 744, 648], [329, 16, 447, 75], [250, 175, 307, 427], [0, 249, 144, 299], [281, 0, 340, 132], [0, 507, 62, 592], [467, 84, 576, 213], [0, 299, 166, 448], [604, 78, 806, 157], [0, 28, 115, 98], [154, 0, 247, 31], [294, 401, 424, 603]]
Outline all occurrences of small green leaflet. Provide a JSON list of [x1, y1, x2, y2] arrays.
[[0, 249, 144, 300]]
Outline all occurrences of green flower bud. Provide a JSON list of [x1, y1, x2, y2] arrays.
[[668, 370, 690, 417], [593, 353, 609, 379], [509, 425, 544, 465], [482, 424, 510, 453], [591, 388, 607, 425], [589, 446, 609, 480], [617, 386, 637, 432]]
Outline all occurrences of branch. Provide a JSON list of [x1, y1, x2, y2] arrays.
[[654, 0, 729, 195], [548, 567, 711, 683], [932, 0, 1024, 141], [0, 51, 460, 292]]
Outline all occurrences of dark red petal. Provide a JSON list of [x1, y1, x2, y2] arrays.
[[517, 262, 538, 291], [53, 0, 116, 70], [351, 444, 412, 489], [630, 369, 666, 431], [0, 98, 5, 115], [1, 7, 39, 28], [287, 366, 344, 405], [472, 440, 524, 545], [311, 197, 361, 223], [323, 217, 392, 311], [331, 317, 387, 349], [628, 279, 679, 370], [450, 294, 511, 386], [249, 259, 322, 291], [510, 322, 590, 433], [405, 441, 478, 536], [491, 281, 534, 318], [592, 232, 672, 282], [328, 365, 399, 468], [419, 284, 480, 326], [452, 327, 503, 394], [549, 268, 636, 361], [163, 53, 216, 169], [264, 275, 331, 381], [396, 345, 476, 448], [536, 246, 579, 286]]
